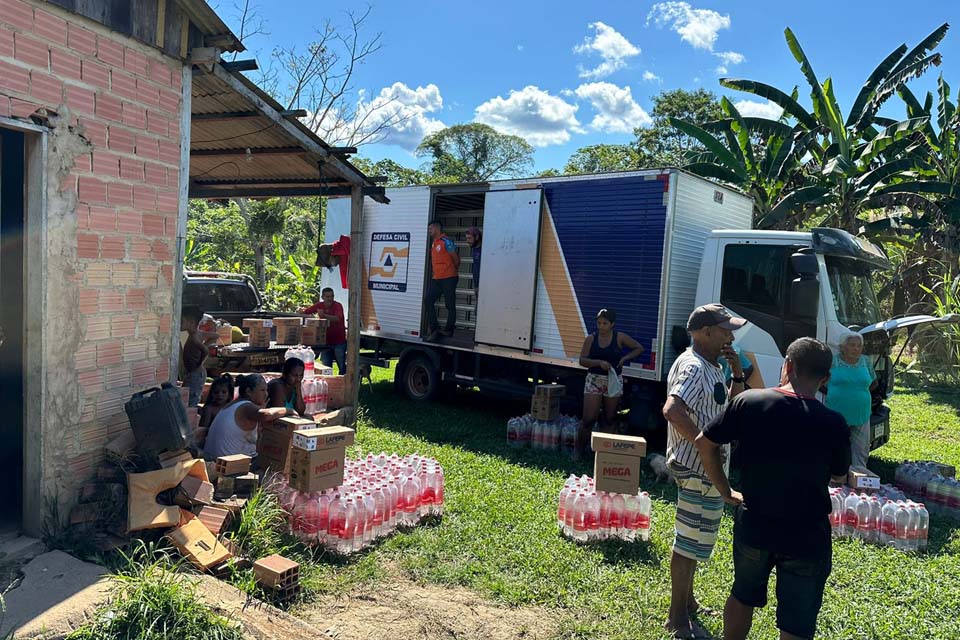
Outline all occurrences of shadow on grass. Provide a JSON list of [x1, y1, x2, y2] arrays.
[[596, 537, 665, 568]]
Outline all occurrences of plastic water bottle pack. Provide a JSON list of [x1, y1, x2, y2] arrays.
[[894, 461, 960, 520], [284, 345, 316, 379], [557, 474, 652, 544], [507, 414, 581, 458], [829, 485, 929, 553], [267, 453, 444, 556]]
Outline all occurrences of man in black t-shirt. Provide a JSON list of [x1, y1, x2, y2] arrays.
[[695, 338, 850, 640]]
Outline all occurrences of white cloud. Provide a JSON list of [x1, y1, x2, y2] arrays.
[[642, 70, 661, 82], [715, 51, 745, 65], [647, 2, 731, 51], [715, 65, 728, 75], [354, 82, 446, 150], [733, 99, 784, 119], [474, 85, 583, 146], [517, 44, 524, 51], [575, 82, 652, 133], [573, 21, 640, 79]]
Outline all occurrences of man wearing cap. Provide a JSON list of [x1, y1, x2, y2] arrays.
[[663, 303, 748, 639]]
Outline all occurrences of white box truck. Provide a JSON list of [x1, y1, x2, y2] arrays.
[[322, 169, 955, 449]]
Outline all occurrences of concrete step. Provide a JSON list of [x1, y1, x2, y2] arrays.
[[0, 536, 46, 564]]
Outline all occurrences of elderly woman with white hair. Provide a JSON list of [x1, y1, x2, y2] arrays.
[[825, 330, 877, 468]]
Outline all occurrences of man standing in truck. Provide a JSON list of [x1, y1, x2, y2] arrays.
[[663, 303, 747, 639], [424, 220, 460, 342]]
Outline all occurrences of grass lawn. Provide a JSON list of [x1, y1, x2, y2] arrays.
[[299, 367, 960, 639]]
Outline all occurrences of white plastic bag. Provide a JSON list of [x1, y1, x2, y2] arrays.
[[607, 369, 623, 397]]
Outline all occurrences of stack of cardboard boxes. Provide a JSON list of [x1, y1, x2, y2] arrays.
[[591, 432, 648, 494], [288, 426, 355, 492], [258, 416, 314, 475], [531, 384, 564, 421], [274, 317, 303, 345], [302, 317, 328, 345], [243, 318, 272, 347]]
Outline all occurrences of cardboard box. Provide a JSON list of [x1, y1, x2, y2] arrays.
[[292, 426, 355, 452], [320, 375, 345, 408], [276, 326, 302, 345], [531, 397, 559, 421], [257, 417, 313, 475], [314, 409, 347, 426], [288, 446, 346, 493], [848, 466, 880, 491], [591, 432, 647, 495], [534, 384, 565, 399], [243, 318, 272, 329], [273, 317, 302, 327], [167, 517, 232, 570]]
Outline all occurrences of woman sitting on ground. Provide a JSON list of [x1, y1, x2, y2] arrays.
[[205, 373, 294, 460], [268, 357, 308, 418], [578, 308, 646, 449], [197, 373, 234, 448]]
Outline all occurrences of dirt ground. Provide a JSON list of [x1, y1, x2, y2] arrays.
[[298, 574, 559, 640]]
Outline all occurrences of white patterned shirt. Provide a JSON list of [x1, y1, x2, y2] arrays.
[[666, 348, 730, 476]]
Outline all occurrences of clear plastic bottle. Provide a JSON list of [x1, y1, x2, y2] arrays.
[[880, 500, 898, 547], [829, 491, 842, 537], [609, 493, 625, 540], [622, 494, 639, 542], [302, 346, 316, 379], [362, 492, 376, 547], [327, 495, 345, 551], [598, 492, 611, 541], [917, 503, 930, 553], [868, 497, 882, 545], [507, 418, 520, 447], [906, 504, 920, 552], [558, 484, 572, 531], [843, 493, 861, 538], [637, 492, 652, 542], [339, 498, 357, 555], [894, 502, 910, 552], [572, 492, 588, 543], [584, 492, 601, 542]]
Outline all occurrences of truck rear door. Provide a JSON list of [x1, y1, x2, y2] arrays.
[[475, 189, 543, 349]]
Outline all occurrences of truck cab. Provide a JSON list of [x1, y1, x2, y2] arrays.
[[696, 227, 955, 449]]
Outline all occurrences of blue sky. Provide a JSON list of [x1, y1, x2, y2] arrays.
[[219, 1, 958, 173]]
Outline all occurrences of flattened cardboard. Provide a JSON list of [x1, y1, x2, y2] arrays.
[[167, 518, 232, 569], [288, 446, 345, 493], [594, 452, 642, 495], [292, 426, 355, 452], [591, 432, 647, 458]]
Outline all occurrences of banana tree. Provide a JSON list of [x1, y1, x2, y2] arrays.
[[718, 24, 949, 231]]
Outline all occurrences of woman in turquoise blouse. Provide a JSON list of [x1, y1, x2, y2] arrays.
[[825, 331, 876, 468]]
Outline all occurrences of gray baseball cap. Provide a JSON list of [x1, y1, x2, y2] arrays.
[[687, 303, 747, 331]]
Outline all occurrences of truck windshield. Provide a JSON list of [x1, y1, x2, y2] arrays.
[[825, 256, 882, 327]]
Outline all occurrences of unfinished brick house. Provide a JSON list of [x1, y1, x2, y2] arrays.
[[0, 0, 380, 536]]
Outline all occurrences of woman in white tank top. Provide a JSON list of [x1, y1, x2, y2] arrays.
[[205, 374, 294, 460]]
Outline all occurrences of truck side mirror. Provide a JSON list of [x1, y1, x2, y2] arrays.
[[790, 250, 819, 276], [790, 277, 820, 319]]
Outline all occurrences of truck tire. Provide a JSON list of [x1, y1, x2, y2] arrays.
[[399, 354, 441, 402]]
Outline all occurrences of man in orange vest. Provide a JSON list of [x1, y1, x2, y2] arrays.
[[425, 220, 461, 342]]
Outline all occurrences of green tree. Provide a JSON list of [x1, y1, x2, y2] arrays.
[[633, 88, 723, 166], [416, 123, 535, 182], [564, 144, 639, 175], [352, 157, 429, 187]]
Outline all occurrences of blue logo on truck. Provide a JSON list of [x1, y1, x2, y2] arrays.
[[368, 232, 410, 292]]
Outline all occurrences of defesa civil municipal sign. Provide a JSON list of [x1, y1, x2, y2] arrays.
[[368, 232, 410, 292]]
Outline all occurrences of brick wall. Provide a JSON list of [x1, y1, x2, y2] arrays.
[[0, 0, 183, 485]]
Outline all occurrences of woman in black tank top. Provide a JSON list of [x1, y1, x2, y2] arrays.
[[578, 309, 646, 453]]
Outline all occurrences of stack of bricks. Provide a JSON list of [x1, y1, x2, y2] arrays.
[[274, 317, 302, 345], [213, 454, 257, 501], [253, 554, 300, 602], [0, 1, 184, 500]]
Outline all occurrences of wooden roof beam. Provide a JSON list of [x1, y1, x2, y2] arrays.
[[190, 146, 304, 157], [192, 109, 307, 123], [189, 185, 387, 199]]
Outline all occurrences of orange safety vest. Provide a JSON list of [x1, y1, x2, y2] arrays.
[[431, 235, 458, 280]]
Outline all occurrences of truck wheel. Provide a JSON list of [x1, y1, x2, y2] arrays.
[[400, 355, 441, 402]]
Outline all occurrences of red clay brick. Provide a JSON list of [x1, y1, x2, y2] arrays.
[[117, 210, 143, 235], [159, 264, 174, 285], [33, 9, 68, 46], [30, 71, 63, 105], [142, 213, 164, 236], [99, 291, 123, 312], [122, 340, 147, 363], [51, 48, 81, 80], [0, 60, 29, 95], [77, 232, 99, 259], [79, 118, 107, 147], [3, 0, 34, 31], [126, 288, 148, 311], [136, 78, 160, 108], [156, 188, 178, 215], [112, 263, 137, 286], [9, 97, 39, 118], [135, 135, 159, 160], [76, 342, 97, 371], [85, 262, 111, 286], [96, 36, 123, 67], [95, 92, 122, 122], [73, 153, 92, 173], [152, 239, 173, 261], [158, 139, 179, 165], [14, 32, 48, 69], [120, 157, 144, 181], [159, 316, 172, 336], [78, 369, 104, 396], [67, 23, 97, 56], [132, 362, 156, 385], [168, 116, 179, 139], [85, 315, 110, 341], [65, 84, 95, 116], [123, 47, 148, 76], [111, 70, 136, 101], [78, 288, 99, 314], [108, 126, 135, 153], [78, 176, 107, 204], [148, 60, 172, 87], [146, 109, 167, 136], [133, 184, 156, 211], [75, 202, 90, 230], [88, 205, 117, 232], [121, 101, 146, 129], [91, 151, 119, 178], [128, 236, 151, 259], [100, 235, 125, 259], [144, 162, 167, 186], [138, 313, 160, 336], [80, 59, 110, 89], [106, 182, 133, 207], [137, 263, 159, 287], [158, 87, 179, 115], [97, 341, 122, 367], [157, 360, 170, 381], [0, 26, 14, 58]]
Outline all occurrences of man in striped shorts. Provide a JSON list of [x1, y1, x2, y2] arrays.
[[663, 304, 748, 639]]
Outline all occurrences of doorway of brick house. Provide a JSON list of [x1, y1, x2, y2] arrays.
[[0, 126, 25, 533]]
